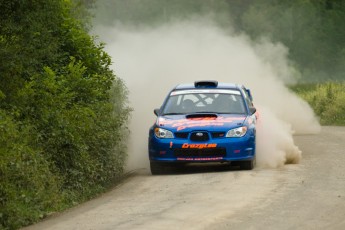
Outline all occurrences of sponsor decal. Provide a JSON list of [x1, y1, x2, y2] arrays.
[[158, 116, 245, 131], [177, 157, 223, 161], [182, 143, 217, 149], [176, 122, 224, 131]]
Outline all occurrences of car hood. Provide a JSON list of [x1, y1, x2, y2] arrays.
[[156, 114, 247, 132]]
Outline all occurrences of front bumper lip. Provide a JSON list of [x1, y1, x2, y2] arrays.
[[150, 154, 255, 163]]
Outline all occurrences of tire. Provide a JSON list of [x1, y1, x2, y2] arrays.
[[239, 157, 256, 170], [150, 162, 166, 175]]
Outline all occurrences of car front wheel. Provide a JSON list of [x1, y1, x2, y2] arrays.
[[240, 157, 256, 170], [150, 162, 166, 175]]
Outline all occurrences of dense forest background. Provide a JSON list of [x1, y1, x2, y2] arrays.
[[94, 0, 345, 82]]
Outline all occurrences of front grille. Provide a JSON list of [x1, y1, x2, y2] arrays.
[[174, 148, 226, 157], [190, 131, 209, 141], [174, 132, 189, 139], [211, 132, 225, 138]]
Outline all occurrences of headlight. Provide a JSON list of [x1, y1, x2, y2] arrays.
[[226, 126, 247, 138], [154, 127, 174, 138]]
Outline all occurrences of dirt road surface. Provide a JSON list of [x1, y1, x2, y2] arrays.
[[24, 126, 345, 230]]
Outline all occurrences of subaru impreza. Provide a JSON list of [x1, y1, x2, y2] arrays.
[[148, 81, 257, 174]]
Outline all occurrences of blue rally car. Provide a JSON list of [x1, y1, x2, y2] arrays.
[[148, 81, 257, 174]]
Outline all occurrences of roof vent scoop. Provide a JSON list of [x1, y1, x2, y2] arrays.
[[194, 80, 218, 88]]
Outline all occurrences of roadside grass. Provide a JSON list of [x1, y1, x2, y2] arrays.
[[290, 82, 345, 126]]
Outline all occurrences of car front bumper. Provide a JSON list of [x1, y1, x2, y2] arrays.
[[148, 133, 255, 163]]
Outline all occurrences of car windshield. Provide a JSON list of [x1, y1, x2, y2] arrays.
[[162, 90, 247, 115]]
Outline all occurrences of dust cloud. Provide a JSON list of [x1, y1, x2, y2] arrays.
[[93, 19, 321, 170]]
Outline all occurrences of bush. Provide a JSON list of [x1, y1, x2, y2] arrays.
[[0, 110, 62, 229], [0, 1, 131, 229], [291, 82, 345, 125], [17, 59, 130, 198]]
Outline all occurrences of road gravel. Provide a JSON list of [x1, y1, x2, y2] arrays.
[[23, 126, 345, 230]]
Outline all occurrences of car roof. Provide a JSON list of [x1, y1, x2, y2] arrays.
[[173, 81, 242, 91]]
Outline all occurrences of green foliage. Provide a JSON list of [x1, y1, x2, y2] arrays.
[[17, 61, 128, 194], [241, 0, 345, 81], [93, 0, 234, 27], [0, 0, 130, 229], [291, 82, 345, 125], [0, 110, 62, 230]]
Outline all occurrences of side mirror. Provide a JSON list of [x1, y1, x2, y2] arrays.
[[154, 108, 160, 116], [249, 107, 256, 115]]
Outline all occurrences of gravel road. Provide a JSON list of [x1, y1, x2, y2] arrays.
[[23, 126, 345, 230]]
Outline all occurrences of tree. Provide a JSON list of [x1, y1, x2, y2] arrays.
[[240, 0, 345, 81]]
